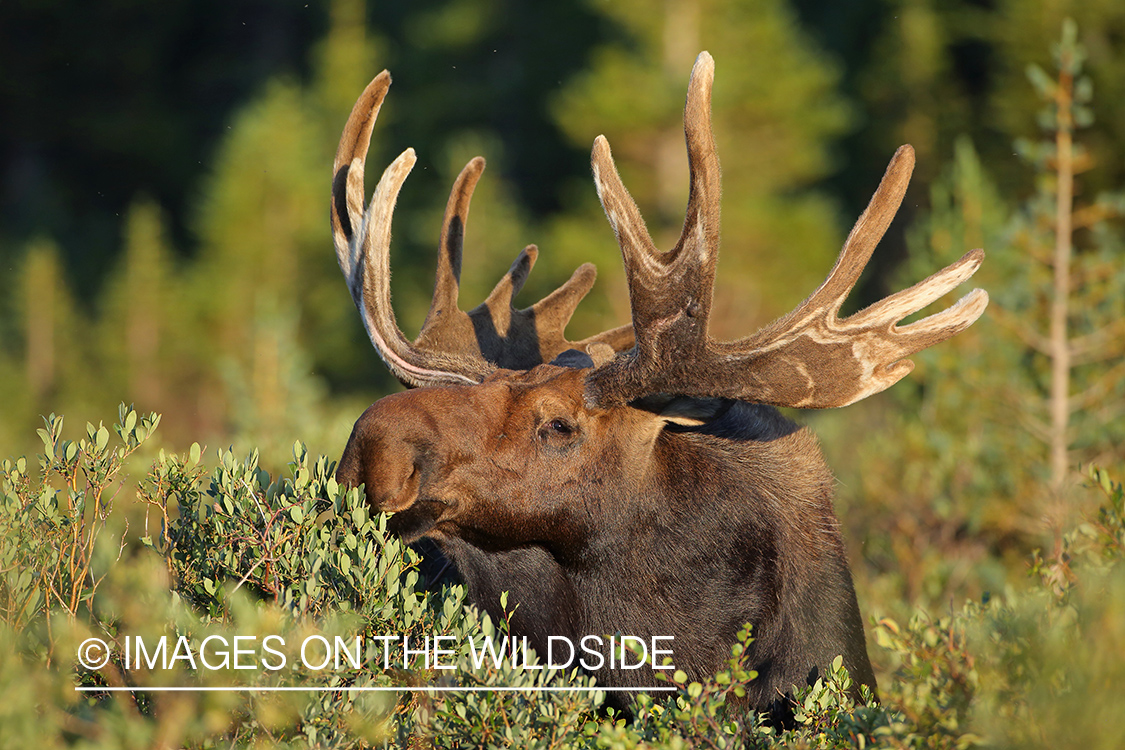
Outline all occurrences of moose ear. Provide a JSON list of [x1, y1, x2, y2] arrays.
[[550, 349, 596, 369], [632, 395, 730, 426], [659, 397, 730, 426]]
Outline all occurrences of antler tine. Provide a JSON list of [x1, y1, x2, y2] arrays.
[[845, 248, 985, 333], [704, 146, 988, 408], [332, 73, 489, 388], [428, 157, 485, 321], [531, 261, 595, 330], [590, 52, 719, 362], [455, 244, 634, 369], [469, 244, 539, 342], [481, 244, 537, 316], [414, 177, 635, 370], [678, 51, 721, 271], [586, 52, 722, 404], [591, 137, 659, 292], [332, 71, 391, 303], [531, 262, 633, 357], [414, 156, 494, 347], [788, 145, 916, 322]]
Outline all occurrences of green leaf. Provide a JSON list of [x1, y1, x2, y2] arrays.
[[1026, 63, 1056, 96]]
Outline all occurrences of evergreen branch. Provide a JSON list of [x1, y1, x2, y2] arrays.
[[1070, 203, 1115, 230], [1067, 359, 1125, 415], [1069, 320, 1125, 365], [990, 304, 1051, 355], [1002, 390, 1051, 445]]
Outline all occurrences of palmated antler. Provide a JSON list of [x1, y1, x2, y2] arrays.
[[586, 51, 988, 409], [332, 72, 633, 388]]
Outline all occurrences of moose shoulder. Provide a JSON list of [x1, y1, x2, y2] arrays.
[[331, 52, 988, 717]]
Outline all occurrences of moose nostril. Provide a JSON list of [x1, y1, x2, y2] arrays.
[[384, 461, 422, 512]]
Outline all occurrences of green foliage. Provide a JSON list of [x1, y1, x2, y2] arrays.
[[0, 239, 94, 455], [5, 405, 1124, 747], [1, 405, 159, 630], [872, 614, 979, 747], [587, 625, 762, 747], [968, 468, 1125, 749], [827, 19, 1125, 610], [1, 406, 598, 747]]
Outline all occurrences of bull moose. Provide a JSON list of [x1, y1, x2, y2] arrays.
[[331, 52, 988, 716]]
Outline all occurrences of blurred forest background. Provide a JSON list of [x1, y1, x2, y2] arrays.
[[1, 0, 1123, 616]]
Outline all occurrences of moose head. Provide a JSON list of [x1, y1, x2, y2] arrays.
[[331, 52, 987, 717]]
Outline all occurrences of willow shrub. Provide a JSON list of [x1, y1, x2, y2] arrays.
[[1, 406, 1122, 748]]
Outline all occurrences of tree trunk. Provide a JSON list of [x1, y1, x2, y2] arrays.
[[1048, 69, 1073, 491]]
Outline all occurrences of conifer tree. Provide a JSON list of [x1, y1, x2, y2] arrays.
[[99, 198, 174, 413], [22, 242, 61, 403], [1002, 21, 1125, 500], [837, 21, 1125, 606], [20, 240, 95, 408], [988, 0, 1125, 198], [0, 239, 89, 456], [183, 0, 382, 449]]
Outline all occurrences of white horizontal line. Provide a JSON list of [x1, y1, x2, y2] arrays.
[[75, 686, 677, 693]]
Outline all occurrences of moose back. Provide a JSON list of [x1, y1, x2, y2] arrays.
[[331, 52, 988, 716]]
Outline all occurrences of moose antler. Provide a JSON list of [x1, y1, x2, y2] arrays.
[[331, 71, 633, 388], [586, 51, 989, 409]]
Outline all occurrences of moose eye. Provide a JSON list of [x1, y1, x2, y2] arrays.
[[539, 418, 577, 442], [547, 419, 573, 435]]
